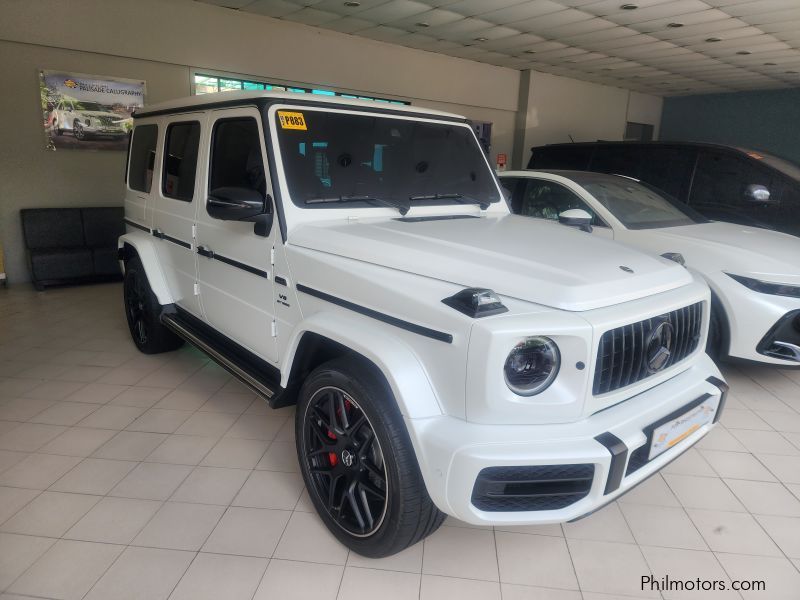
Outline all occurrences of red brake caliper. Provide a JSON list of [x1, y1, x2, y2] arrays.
[[327, 429, 338, 466]]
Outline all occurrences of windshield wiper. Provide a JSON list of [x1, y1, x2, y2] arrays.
[[305, 195, 410, 215], [408, 193, 490, 210]]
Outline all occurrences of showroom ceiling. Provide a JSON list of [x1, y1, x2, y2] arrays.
[[195, 0, 800, 96]]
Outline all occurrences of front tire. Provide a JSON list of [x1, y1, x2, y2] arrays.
[[73, 120, 85, 140], [123, 256, 184, 354], [296, 357, 445, 557]]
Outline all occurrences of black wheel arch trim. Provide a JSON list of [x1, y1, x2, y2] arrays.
[[296, 284, 453, 344]]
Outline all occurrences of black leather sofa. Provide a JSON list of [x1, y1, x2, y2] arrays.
[[21, 207, 124, 290]]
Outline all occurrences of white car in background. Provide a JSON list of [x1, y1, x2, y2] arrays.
[[51, 99, 127, 141], [499, 170, 800, 366]]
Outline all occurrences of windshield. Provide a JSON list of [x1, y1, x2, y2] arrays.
[[273, 108, 502, 211], [570, 173, 706, 229]]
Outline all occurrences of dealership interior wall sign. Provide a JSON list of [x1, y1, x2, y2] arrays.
[[39, 70, 145, 151]]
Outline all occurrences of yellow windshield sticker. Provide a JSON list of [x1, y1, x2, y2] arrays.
[[278, 111, 307, 130]]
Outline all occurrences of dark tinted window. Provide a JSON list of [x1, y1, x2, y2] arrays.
[[529, 145, 593, 170], [210, 118, 266, 196], [275, 110, 501, 211], [639, 146, 695, 199], [517, 179, 604, 226], [128, 124, 158, 193], [162, 122, 200, 201], [689, 150, 778, 228], [589, 145, 642, 177], [499, 176, 520, 200]]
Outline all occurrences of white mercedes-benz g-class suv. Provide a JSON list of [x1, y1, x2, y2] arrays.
[[119, 91, 728, 557]]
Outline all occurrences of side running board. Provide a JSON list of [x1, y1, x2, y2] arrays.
[[161, 308, 282, 402]]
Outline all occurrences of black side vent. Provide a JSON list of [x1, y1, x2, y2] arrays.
[[471, 464, 595, 512], [593, 302, 703, 395], [625, 446, 649, 476]]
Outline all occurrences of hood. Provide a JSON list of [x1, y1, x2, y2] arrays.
[[289, 214, 692, 311], [642, 222, 800, 284]]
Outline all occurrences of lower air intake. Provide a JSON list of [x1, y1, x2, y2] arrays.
[[471, 464, 595, 512]]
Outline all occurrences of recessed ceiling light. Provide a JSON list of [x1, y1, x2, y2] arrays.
[[524, 50, 537, 54], [667, 22, 684, 28], [474, 37, 489, 42], [764, 62, 777, 66], [415, 22, 429, 28], [786, 70, 799, 74], [736, 50, 752, 55], [343, 1, 360, 6], [705, 37, 721, 42], [620, 3, 638, 9]]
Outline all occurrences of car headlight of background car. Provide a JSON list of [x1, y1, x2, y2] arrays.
[[727, 273, 800, 298], [503, 336, 560, 396]]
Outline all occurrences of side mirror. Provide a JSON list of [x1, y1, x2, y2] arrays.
[[208, 187, 273, 237], [558, 208, 593, 233], [744, 184, 774, 204]]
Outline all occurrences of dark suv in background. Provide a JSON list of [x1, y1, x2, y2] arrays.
[[528, 141, 800, 237]]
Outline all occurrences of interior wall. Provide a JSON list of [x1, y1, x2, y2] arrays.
[[661, 89, 800, 164], [515, 71, 663, 168]]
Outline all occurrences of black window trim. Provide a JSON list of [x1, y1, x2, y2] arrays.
[[161, 119, 202, 203]]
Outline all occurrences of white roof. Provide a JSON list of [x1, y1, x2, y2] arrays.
[[136, 91, 464, 120]]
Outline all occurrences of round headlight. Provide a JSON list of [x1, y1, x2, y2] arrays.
[[503, 336, 560, 396]]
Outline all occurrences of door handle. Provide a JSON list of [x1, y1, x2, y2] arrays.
[[197, 246, 214, 258]]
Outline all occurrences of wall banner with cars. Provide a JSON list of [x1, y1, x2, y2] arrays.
[[39, 70, 146, 150]]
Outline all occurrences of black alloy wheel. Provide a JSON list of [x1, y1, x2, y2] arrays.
[[124, 267, 148, 347], [302, 386, 388, 537]]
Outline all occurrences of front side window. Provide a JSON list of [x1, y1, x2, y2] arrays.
[[128, 124, 158, 193], [274, 109, 501, 212], [163, 121, 201, 201], [515, 179, 604, 225], [571, 173, 704, 229], [210, 118, 266, 197]]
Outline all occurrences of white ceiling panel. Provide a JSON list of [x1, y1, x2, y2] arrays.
[[198, 0, 800, 95]]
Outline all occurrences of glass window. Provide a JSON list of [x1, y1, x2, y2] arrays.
[[274, 110, 501, 211], [210, 118, 266, 197], [689, 150, 778, 227], [194, 75, 219, 95], [589, 145, 642, 178], [128, 124, 158, 193], [162, 121, 201, 202], [529, 145, 593, 170], [638, 146, 695, 199], [570, 173, 704, 229], [517, 179, 604, 226]]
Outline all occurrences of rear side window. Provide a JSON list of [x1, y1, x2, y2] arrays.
[[162, 121, 201, 201], [128, 124, 158, 193], [638, 146, 695, 199], [529, 145, 593, 170], [210, 118, 266, 197], [589, 145, 642, 177]]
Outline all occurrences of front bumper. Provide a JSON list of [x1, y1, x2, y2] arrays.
[[407, 353, 725, 525]]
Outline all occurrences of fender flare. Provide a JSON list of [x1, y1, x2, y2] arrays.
[[280, 311, 443, 419], [118, 233, 174, 306]]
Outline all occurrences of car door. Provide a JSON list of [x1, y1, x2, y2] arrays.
[[517, 178, 614, 239], [152, 115, 204, 317], [195, 108, 278, 364]]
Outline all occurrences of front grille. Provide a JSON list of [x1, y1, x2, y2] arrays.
[[471, 464, 594, 512], [593, 302, 703, 395]]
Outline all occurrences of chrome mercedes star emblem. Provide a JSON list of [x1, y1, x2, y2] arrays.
[[645, 320, 675, 374], [341, 449, 355, 468]]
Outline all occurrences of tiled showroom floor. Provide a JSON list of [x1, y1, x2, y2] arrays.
[[0, 283, 799, 600]]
